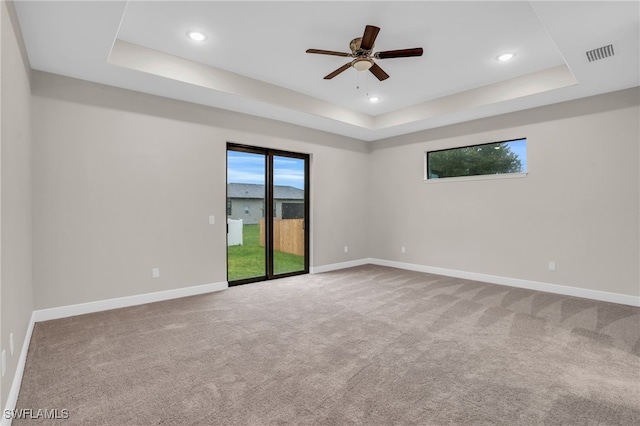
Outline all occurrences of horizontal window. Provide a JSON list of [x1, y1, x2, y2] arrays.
[[425, 138, 527, 180]]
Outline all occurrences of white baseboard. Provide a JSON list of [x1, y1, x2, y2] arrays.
[[32, 281, 228, 322], [2, 312, 36, 426], [310, 258, 370, 274], [369, 258, 640, 307]]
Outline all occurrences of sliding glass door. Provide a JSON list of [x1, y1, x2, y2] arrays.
[[226, 149, 267, 282], [272, 155, 307, 276], [226, 144, 309, 285]]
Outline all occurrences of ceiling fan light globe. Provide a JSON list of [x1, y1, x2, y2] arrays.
[[353, 58, 374, 71]]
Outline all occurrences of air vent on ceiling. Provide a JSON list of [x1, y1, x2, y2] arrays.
[[586, 44, 615, 62]]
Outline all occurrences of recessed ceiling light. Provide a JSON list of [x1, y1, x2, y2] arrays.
[[368, 96, 380, 103], [187, 31, 207, 42], [497, 52, 515, 62]]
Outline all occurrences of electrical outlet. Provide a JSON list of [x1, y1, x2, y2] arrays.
[[401, 246, 406, 253], [548, 261, 556, 271], [9, 333, 14, 356], [209, 215, 215, 225], [152, 268, 160, 278], [344, 246, 348, 253]]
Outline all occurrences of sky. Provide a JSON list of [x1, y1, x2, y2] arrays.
[[227, 151, 306, 189], [508, 138, 527, 172]]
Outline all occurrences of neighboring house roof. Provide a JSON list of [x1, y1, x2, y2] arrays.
[[227, 183, 304, 200]]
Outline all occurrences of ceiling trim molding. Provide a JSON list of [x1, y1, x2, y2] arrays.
[[108, 39, 374, 129], [374, 65, 577, 130], [109, 39, 577, 136], [371, 86, 640, 151]]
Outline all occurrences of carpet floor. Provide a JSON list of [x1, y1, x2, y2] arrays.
[[14, 265, 640, 425]]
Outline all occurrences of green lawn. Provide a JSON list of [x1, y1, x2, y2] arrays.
[[227, 224, 305, 282]]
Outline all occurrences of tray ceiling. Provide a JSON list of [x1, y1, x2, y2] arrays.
[[14, 1, 640, 141]]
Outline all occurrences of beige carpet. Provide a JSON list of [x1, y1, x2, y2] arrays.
[[14, 265, 640, 425]]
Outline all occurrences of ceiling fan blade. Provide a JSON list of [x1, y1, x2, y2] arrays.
[[369, 63, 389, 81], [376, 48, 424, 59], [306, 49, 352, 57], [324, 63, 352, 80], [360, 25, 380, 50]]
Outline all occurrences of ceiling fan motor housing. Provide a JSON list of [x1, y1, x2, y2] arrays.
[[349, 37, 374, 71], [349, 37, 373, 56]]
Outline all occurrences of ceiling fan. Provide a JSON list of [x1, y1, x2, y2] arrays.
[[306, 25, 423, 81]]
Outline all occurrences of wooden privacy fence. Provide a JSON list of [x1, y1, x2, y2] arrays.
[[260, 219, 304, 256]]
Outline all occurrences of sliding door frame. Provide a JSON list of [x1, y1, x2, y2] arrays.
[[227, 142, 310, 286]]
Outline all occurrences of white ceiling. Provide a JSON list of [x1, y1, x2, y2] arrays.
[[14, 1, 640, 142]]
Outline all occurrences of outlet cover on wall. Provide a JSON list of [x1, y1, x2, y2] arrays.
[[209, 215, 215, 225], [9, 333, 14, 356], [152, 268, 160, 278], [344, 246, 348, 253], [401, 246, 406, 253], [548, 261, 556, 271]]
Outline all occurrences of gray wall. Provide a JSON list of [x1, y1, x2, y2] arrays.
[[369, 89, 640, 297], [25, 75, 640, 313], [1, 0, 33, 409], [31, 71, 370, 310], [228, 199, 263, 225]]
